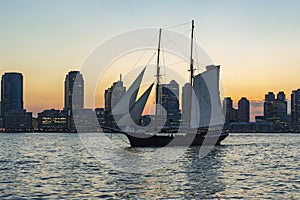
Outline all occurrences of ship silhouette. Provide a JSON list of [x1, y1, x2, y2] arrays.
[[102, 20, 229, 147]]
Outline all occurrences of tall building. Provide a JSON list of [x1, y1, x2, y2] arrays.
[[64, 71, 84, 132], [1, 72, 32, 131], [161, 80, 180, 128], [1, 72, 23, 117], [64, 71, 84, 111], [238, 97, 250, 122], [104, 76, 126, 127], [291, 89, 300, 132], [223, 97, 238, 124], [264, 91, 287, 130], [104, 76, 126, 114]]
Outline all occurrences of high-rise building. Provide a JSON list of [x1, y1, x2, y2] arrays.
[[1, 72, 32, 131], [1, 72, 23, 117], [264, 91, 287, 130], [161, 80, 180, 128], [223, 97, 238, 124], [291, 89, 300, 132], [238, 97, 250, 122], [64, 71, 84, 111], [64, 71, 84, 132], [104, 76, 126, 127], [104, 76, 126, 114]]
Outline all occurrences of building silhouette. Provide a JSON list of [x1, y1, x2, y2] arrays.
[[223, 97, 238, 124], [264, 91, 287, 131], [1, 72, 23, 116], [64, 71, 84, 111], [238, 97, 250, 122], [291, 89, 300, 132], [64, 71, 84, 132], [104, 75, 126, 127], [37, 109, 68, 132], [161, 80, 180, 128], [1, 72, 32, 131]]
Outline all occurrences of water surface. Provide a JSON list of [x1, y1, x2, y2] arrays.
[[0, 133, 299, 199]]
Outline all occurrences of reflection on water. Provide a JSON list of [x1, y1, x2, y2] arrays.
[[0, 133, 299, 199]]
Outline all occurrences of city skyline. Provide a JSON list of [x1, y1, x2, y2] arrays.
[[0, 70, 300, 122], [1, 0, 300, 119], [1, 69, 300, 132]]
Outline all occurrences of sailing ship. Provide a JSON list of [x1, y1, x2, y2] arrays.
[[103, 20, 229, 147]]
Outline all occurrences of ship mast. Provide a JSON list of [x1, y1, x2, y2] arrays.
[[188, 20, 195, 128], [189, 20, 195, 85], [155, 28, 162, 119]]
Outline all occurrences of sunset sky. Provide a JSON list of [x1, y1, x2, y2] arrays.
[[1, 0, 300, 120]]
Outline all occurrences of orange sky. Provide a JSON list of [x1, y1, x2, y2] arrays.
[[1, 1, 300, 121]]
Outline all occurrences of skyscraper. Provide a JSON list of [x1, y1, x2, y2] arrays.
[[223, 97, 238, 124], [1, 72, 32, 131], [238, 97, 250, 122], [161, 80, 180, 128], [291, 89, 300, 132], [64, 71, 84, 132], [1, 72, 23, 117], [64, 71, 84, 111], [264, 91, 287, 130], [104, 76, 126, 127], [104, 76, 126, 114]]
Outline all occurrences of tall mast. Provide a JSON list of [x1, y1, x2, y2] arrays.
[[188, 20, 194, 128], [189, 20, 194, 85], [155, 28, 162, 117]]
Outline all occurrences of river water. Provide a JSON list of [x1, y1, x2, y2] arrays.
[[0, 133, 299, 199]]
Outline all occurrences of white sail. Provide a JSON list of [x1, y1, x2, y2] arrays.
[[193, 66, 225, 127], [112, 67, 146, 116], [185, 83, 199, 129], [117, 83, 154, 126]]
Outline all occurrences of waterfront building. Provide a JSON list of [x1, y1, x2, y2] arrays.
[[291, 89, 300, 132], [223, 97, 238, 124], [72, 108, 98, 132], [1, 72, 23, 117], [264, 91, 287, 131], [104, 75, 126, 127], [255, 116, 265, 122], [64, 71, 84, 111], [161, 80, 181, 128], [226, 122, 275, 133], [238, 97, 250, 122], [3, 109, 32, 132], [64, 71, 84, 132], [37, 109, 68, 132], [95, 108, 105, 125], [1, 72, 33, 131]]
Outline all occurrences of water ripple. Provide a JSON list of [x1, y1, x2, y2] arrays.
[[0, 133, 299, 199]]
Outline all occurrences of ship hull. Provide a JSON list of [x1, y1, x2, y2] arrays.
[[124, 132, 229, 147]]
